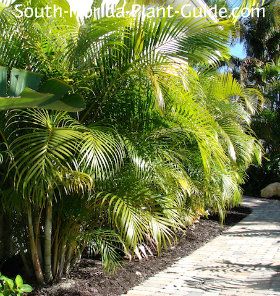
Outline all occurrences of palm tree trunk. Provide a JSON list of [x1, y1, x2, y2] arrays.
[[0, 208, 4, 264], [27, 206, 44, 284], [34, 207, 43, 265], [72, 247, 82, 268], [52, 217, 61, 277], [58, 243, 66, 279], [64, 245, 74, 276], [44, 200, 53, 283]]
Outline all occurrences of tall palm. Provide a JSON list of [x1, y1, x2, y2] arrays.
[[0, 0, 264, 285], [2, 70, 262, 282], [241, 0, 280, 62], [234, 0, 280, 194]]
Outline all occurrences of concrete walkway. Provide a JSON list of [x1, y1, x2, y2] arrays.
[[124, 197, 280, 296]]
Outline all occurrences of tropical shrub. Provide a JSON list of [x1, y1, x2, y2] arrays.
[[0, 274, 32, 296], [0, 0, 264, 286]]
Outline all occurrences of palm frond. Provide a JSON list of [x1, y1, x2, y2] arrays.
[[78, 126, 125, 180], [81, 229, 122, 272]]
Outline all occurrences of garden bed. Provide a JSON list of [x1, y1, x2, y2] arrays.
[[33, 206, 251, 296]]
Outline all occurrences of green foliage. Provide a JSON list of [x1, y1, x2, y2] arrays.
[[245, 108, 280, 195], [81, 229, 122, 272], [0, 0, 264, 286], [238, 1, 280, 194], [241, 0, 280, 61], [0, 67, 85, 111], [0, 274, 32, 296]]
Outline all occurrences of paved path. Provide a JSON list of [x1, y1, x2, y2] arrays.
[[124, 197, 280, 296]]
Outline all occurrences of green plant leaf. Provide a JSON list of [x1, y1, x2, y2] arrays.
[[0, 68, 85, 111], [9, 68, 42, 97], [0, 66, 7, 96], [0, 88, 54, 110], [37, 79, 85, 111], [15, 275, 23, 288], [19, 284, 33, 293], [3, 277, 14, 290]]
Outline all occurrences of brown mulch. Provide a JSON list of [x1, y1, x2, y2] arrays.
[[33, 206, 251, 296]]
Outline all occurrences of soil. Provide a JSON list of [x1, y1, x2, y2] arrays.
[[32, 205, 251, 296]]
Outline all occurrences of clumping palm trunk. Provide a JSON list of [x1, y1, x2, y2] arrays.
[[44, 200, 53, 283], [27, 206, 44, 284], [0, 209, 4, 263], [26, 201, 77, 284]]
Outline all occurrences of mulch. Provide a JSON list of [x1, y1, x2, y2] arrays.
[[32, 205, 251, 296]]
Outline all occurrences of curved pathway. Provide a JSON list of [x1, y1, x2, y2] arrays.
[[123, 197, 280, 296]]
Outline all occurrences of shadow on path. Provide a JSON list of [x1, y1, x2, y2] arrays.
[[183, 261, 280, 293], [225, 229, 280, 237]]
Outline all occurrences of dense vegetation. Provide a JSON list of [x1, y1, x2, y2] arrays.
[[238, 0, 280, 194], [0, 0, 266, 287]]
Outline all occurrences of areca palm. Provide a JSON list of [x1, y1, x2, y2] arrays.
[[0, 1, 232, 112], [0, 0, 264, 286], [113, 70, 263, 220], [3, 109, 125, 282]]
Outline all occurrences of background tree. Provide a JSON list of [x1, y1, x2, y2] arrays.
[[234, 0, 280, 194]]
